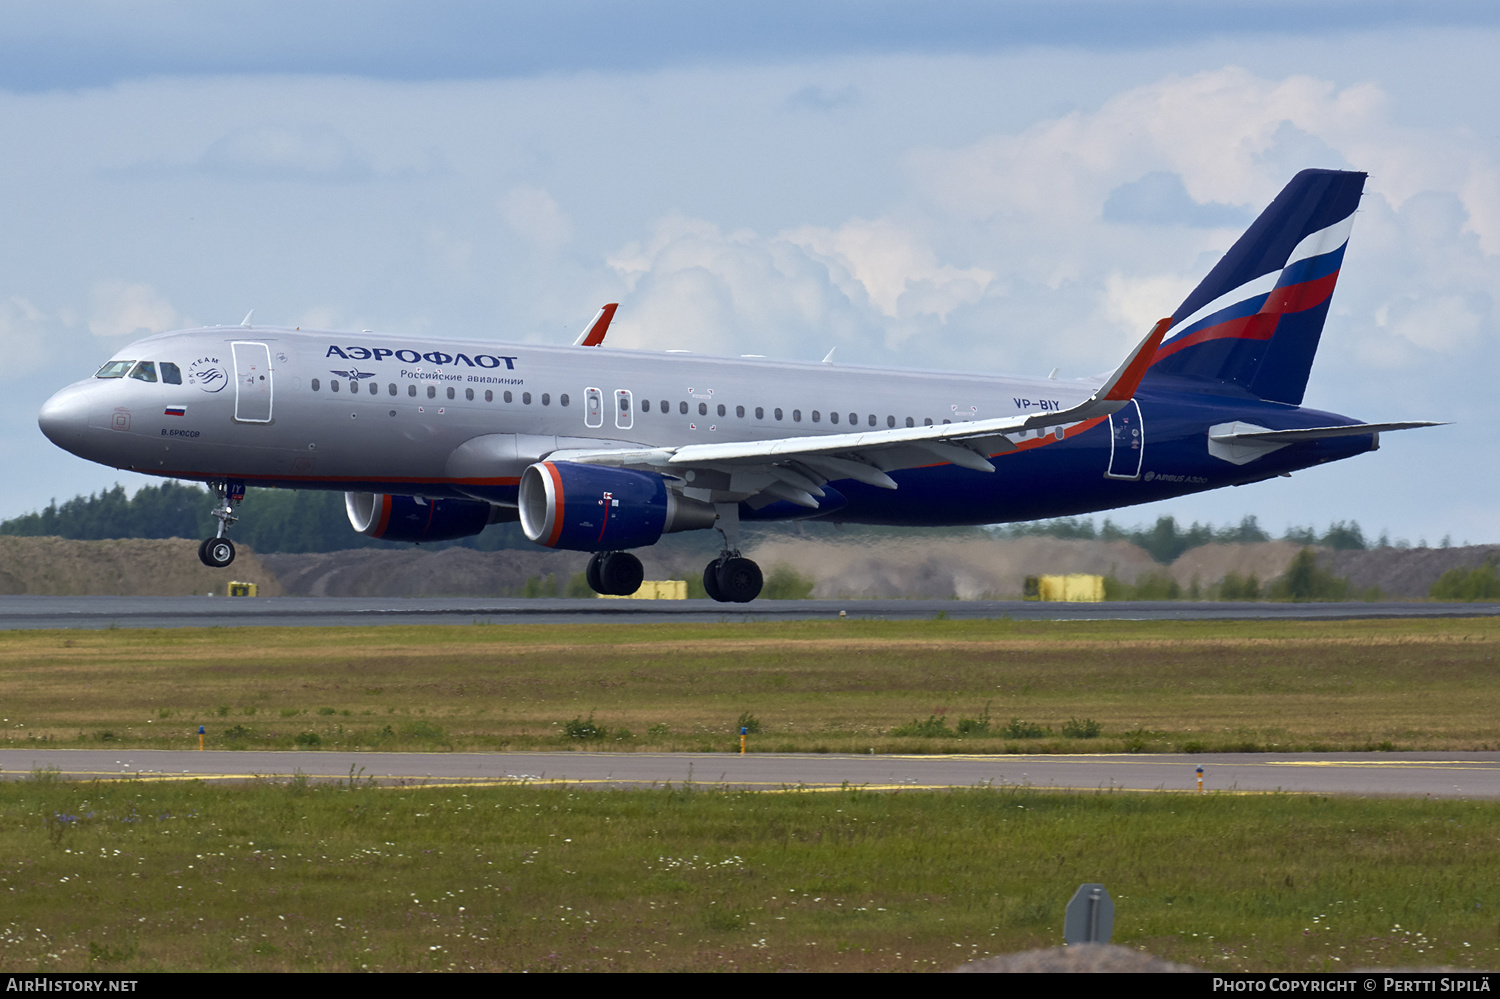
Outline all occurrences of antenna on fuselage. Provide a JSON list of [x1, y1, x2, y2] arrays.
[[821, 347, 837, 364], [240, 310, 254, 328]]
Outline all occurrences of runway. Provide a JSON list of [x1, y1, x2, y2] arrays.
[[2, 594, 1498, 629], [5, 749, 1499, 798]]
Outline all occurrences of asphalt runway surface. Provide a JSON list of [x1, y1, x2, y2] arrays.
[[4, 749, 1498, 798], [3, 594, 1498, 629]]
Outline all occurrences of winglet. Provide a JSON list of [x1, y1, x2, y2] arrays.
[[573, 303, 618, 346], [1098, 317, 1172, 402]]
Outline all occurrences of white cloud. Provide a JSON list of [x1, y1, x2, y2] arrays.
[[784, 217, 991, 321], [499, 185, 572, 253], [198, 124, 373, 182], [0, 297, 53, 380], [88, 281, 178, 339]]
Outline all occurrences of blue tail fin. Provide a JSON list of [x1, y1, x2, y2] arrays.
[[1144, 169, 1366, 405]]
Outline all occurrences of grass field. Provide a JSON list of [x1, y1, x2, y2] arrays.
[[2, 617, 1499, 753], [2, 776, 1497, 972]]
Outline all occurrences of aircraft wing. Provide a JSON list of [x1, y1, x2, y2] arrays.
[[547, 319, 1170, 508]]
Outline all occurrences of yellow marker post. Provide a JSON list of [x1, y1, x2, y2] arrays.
[[198, 725, 205, 751], [1196, 765, 1204, 794], [740, 726, 747, 755]]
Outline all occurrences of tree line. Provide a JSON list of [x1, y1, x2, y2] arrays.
[[0, 480, 1456, 560]]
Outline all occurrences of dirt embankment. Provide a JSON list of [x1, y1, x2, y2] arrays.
[[0, 536, 285, 596], [4, 535, 1493, 600]]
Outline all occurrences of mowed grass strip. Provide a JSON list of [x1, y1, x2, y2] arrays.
[[3, 617, 1499, 752], [2, 777, 1497, 972]]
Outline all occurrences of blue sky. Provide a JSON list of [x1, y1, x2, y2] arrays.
[[3, 2, 1496, 545]]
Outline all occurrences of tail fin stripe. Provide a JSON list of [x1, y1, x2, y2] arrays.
[[1153, 267, 1342, 363], [1276, 240, 1346, 289]]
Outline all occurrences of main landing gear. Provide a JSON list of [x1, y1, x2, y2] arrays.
[[586, 551, 644, 596], [701, 501, 763, 603], [198, 480, 242, 568], [702, 554, 763, 603]]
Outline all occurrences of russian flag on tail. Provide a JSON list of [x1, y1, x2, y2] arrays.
[[1144, 169, 1366, 406]]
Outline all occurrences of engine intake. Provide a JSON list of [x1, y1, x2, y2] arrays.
[[518, 461, 715, 551], [345, 492, 501, 543]]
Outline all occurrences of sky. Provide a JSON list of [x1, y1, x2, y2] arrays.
[[2, 1, 1497, 546]]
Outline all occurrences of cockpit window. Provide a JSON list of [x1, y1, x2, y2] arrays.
[[161, 362, 182, 385], [95, 360, 134, 379], [128, 361, 158, 383]]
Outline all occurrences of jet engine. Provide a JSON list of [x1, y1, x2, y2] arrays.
[[345, 492, 502, 543], [518, 461, 715, 551]]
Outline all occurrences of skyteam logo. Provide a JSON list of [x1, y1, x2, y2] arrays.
[[187, 356, 229, 393]]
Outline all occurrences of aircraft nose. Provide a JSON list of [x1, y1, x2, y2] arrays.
[[38, 384, 90, 450]]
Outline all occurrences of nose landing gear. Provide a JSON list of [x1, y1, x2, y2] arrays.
[[198, 480, 243, 568]]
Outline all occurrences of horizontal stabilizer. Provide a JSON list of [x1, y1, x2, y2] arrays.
[[1208, 420, 1445, 465]]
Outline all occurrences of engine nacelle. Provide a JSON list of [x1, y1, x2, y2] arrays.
[[345, 492, 500, 543], [518, 461, 715, 551]]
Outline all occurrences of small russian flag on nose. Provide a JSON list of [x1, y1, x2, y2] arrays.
[[164, 405, 186, 417]]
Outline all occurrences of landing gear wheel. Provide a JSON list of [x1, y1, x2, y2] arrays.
[[702, 560, 725, 602], [598, 552, 643, 596], [199, 537, 236, 568], [717, 556, 763, 603], [585, 553, 605, 594]]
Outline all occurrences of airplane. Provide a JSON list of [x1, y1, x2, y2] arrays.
[[37, 168, 1440, 602]]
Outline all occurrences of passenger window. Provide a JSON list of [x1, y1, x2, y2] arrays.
[[887, 415, 895, 428], [542, 393, 550, 406], [774, 408, 782, 420], [95, 360, 134, 379], [332, 380, 341, 392], [924, 418, 933, 426], [905, 417, 914, 428], [679, 401, 688, 415], [161, 362, 182, 385], [811, 410, 820, 423], [830, 411, 839, 424], [388, 383, 397, 396], [660, 400, 668, 413], [848, 413, 856, 425], [868, 414, 876, 427], [465, 388, 474, 401], [717, 404, 726, 417], [408, 384, 416, 397], [485, 390, 493, 402], [369, 381, 378, 395], [447, 387, 455, 400], [128, 361, 158, 383], [560, 394, 569, 407], [311, 378, 320, 391], [792, 409, 801, 422], [698, 402, 707, 416], [755, 407, 764, 419], [736, 405, 744, 418], [504, 391, 513, 403], [427, 385, 436, 399], [523, 392, 532, 405], [642, 399, 651, 412]]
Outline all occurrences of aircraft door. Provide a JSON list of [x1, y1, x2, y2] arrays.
[[615, 389, 633, 430], [584, 387, 603, 428], [232, 341, 273, 423], [1105, 399, 1143, 479]]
